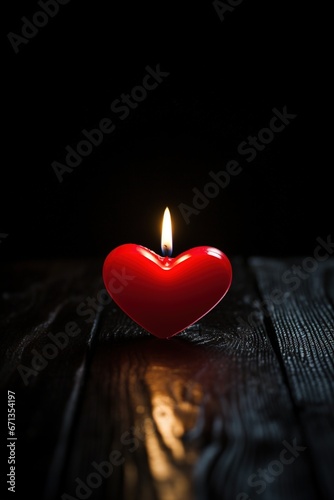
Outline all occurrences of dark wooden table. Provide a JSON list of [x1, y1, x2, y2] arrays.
[[1, 256, 334, 500]]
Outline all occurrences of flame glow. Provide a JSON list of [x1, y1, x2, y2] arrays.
[[161, 207, 173, 256]]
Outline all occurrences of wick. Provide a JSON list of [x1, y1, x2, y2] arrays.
[[162, 244, 172, 257]]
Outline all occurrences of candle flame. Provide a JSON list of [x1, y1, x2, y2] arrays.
[[161, 207, 173, 256]]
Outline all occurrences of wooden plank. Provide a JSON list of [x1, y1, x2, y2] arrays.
[[59, 257, 320, 500], [249, 256, 334, 500], [0, 259, 104, 500]]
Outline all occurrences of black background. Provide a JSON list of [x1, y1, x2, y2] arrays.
[[1, 0, 330, 261]]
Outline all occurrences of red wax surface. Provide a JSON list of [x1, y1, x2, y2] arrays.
[[103, 244, 232, 339]]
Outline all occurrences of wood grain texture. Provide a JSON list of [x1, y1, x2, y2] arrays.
[[1, 256, 333, 500], [0, 259, 103, 500], [250, 256, 334, 500]]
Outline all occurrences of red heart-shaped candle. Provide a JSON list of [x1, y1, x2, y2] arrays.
[[102, 243, 232, 339]]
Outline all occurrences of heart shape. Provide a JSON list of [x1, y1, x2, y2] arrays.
[[103, 244, 232, 339]]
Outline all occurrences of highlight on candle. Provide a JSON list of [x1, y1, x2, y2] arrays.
[[161, 207, 173, 257]]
